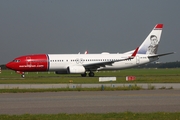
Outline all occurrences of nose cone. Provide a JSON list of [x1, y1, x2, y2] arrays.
[[6, 62, 13, 70]]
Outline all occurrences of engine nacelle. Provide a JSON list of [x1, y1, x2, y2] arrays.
[[67, 65, 85, 74]]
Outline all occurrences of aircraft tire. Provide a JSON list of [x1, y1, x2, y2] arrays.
[[81, 73, 87, 77], [88, 72, 94, 77], [21, 74, 25, 78]]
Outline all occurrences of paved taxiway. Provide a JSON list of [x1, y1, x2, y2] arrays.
[[0, 83, 180, 89], [0, 90, 180, 114]]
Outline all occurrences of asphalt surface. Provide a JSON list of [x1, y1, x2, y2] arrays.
[[0, 83, 180, 89], [0, 90, 180, 114]]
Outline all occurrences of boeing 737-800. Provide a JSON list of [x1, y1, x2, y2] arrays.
[[6, 24, 174, 78]]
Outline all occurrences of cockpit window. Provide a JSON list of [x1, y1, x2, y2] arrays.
[[13, 59, 20, 62]]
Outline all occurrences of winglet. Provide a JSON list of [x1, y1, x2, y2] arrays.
[[155, 24, 163, 29], [130, 47, 139, 58]]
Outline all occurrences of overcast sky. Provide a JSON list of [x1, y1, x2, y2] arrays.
[[0, 0, 179, 64]]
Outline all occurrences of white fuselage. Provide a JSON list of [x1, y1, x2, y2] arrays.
[[48, 53, 157, 71]]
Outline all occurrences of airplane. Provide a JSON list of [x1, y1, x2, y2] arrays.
[[6, 24, 174, 78]]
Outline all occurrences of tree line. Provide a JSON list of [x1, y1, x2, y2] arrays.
[[137, 61, 180, 68]]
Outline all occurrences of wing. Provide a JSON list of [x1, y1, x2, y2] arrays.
[[83, 47, 139, 70]]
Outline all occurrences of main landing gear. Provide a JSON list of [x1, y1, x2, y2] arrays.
[[88, 72, 94, 77], [81, 71, 95, 77], [81, 72, 87, 77]]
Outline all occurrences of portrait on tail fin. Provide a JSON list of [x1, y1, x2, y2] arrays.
[[146, 35, 159, 54]]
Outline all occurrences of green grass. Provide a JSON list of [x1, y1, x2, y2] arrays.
[[0, 112, 180, 120], [0, 84, 142, 93], [0, 68, 180, 84]]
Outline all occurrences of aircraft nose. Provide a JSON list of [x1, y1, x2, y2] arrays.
[[6, 62, 13, 69]]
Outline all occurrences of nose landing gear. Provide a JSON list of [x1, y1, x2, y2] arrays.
[[16, 71, 25, 78], [21, 74, 25, 78]]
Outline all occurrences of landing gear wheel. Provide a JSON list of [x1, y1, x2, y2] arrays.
[[88, 72, 94, 77], [81, 72, 87, 77], [21, 74, 25, 78]]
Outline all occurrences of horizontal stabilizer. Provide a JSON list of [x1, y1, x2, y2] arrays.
[[148, 52, 175, 58]]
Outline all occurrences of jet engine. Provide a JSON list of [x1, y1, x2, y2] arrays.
[[67, 65, 85, 74]]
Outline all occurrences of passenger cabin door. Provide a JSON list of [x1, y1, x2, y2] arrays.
[[26, 57, 31, 67], [136, 56, 140, 64]]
